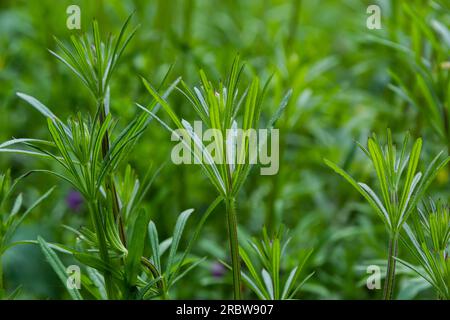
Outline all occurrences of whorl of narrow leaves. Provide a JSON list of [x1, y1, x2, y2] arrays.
[[138, 56, 290, 198], [141, 208, 208, 299], [416, 200, 450, 253], [0, 113, 145, 204], [49, 15, 138, 99], [223, 226, 314, 300], [324, 130, 449, 299], [138, 57, 291, 299], [397, 199, 450, 299], [325, 130, 450, 234]]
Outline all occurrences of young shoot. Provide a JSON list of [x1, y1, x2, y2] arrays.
[[139, 56, 291, 299], [398, 199, 450, 299], [325, 130, 450, 299], [224, 226, 313, 300]]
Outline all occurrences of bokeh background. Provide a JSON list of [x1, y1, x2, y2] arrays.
[[0, 0, 449, 299]]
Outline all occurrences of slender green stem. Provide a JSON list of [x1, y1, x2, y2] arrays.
[[226, 197, 241, 299], [98, 98, 127, 247], [88, 202, 115, 299], [161, 281, 169, 300], [383, 233, 398, 300]]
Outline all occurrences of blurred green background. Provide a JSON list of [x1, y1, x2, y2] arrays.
[[0, 0, 449, 299]]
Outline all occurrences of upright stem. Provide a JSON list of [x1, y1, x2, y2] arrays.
[[383, 233, 399, 300], [98, 98, 127, 247], [226, 197, 241, 299], [88, 202, 115, 299]]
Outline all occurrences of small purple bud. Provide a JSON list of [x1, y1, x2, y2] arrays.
[[211, 261, 226, 278], [66, 190, 83, 212]]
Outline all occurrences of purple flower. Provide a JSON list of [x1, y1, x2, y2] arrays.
[[66, 190, 83, 212], [211, 261, 226, 278]]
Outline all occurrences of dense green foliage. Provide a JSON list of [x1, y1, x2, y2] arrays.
[[0, 0, 449, 299]]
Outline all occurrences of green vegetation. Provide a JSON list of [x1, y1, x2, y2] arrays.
[[0, 0, 449, 300]]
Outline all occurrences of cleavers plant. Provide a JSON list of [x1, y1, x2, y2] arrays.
[[398, 199, 450, 299], [0, 17, 203, 300], [139, 56, 291, 299], [325, 130, 450, 299], [230, 226, 313, 300]]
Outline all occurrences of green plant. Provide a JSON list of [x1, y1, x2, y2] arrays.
[[36, 205, 213, 300], [49, 15, 140, 245], [0, 17, 181, 299], [142, 209, 201, 299], [139, 57, 290, 299], [398, 199, 450, 299], [0, 170, 53, 299], [325, 130, 450, 299], [37, 237, 83, 300], [1, 111, 151, 298], [225, 226, 313, 300]]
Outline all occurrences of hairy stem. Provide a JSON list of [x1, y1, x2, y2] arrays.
[[226, 197, 241, 299], [383, 233, 398, 300]]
